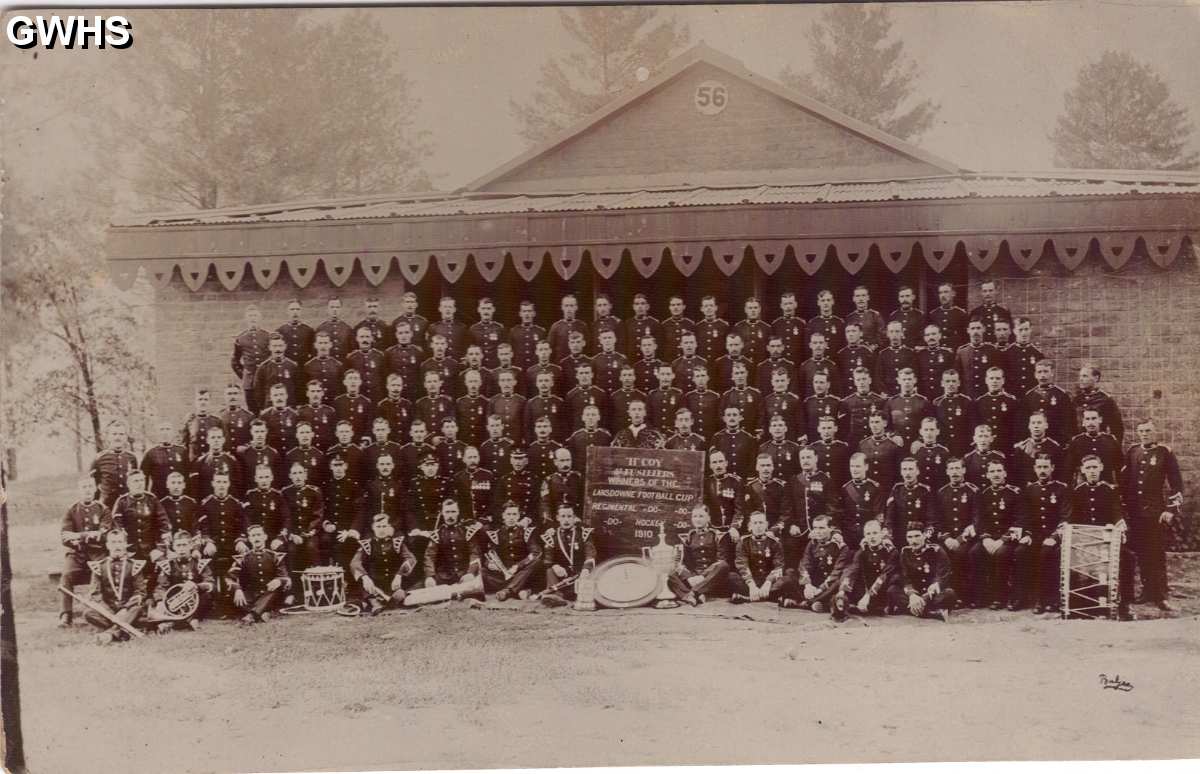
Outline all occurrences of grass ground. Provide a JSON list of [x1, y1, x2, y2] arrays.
[[7, 473, 1200, 773]]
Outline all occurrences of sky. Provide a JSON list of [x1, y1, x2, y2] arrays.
[[3, 1, 1200, 201]]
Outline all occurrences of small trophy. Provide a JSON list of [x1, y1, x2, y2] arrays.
[[643, 521, 681, 609]]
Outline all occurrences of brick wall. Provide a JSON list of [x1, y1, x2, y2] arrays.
[[971, 253, 1200, 547]]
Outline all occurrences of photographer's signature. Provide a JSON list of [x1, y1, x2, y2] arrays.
[[1098, 674, 1133, 692]]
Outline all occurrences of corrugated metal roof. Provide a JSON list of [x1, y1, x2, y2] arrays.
[[113, 173, 1200, 228]]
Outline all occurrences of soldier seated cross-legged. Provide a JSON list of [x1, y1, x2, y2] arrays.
[[729, 511, 784, 604], [832, 519, 898, 622], [149, 529, 215, 634], [228, 524, 290, 625], [482, 501, 543, 601], [664, 504, 732, 606], [350, 513, 417, 615], [777, 514, 850, 612], [887, 521, 957, 622], [539, 504, 596, 607], [85, 529, 149, 645]]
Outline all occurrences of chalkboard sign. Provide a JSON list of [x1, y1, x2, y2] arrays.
[[584, 447, 706, 560]]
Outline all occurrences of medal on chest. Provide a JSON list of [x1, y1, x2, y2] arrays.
[[1049, 494, 1057, 504]]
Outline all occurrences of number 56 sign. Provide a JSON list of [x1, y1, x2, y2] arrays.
[[694, 80, 728, 115]]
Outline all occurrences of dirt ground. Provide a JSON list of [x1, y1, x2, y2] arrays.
[[7, 475, 1200, 773]]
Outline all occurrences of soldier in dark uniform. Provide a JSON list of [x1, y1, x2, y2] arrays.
[[647, 364, 683, 435], [810, 416, 850, 494], [391, 291, 429, 351], [232, 305, 271, 412], [333, 370, 373, 444], [316, 298, 355, 362], [734, 296, 771, 367], [967, 460, 1023, 609], [720, 362, 763, 438], [91, 420, 140, 509], [763, 369, 804, 445], [913, 417, 951, 493], [729, 511, 784, 603], [377, 373, 415, 449], [1074, 364, 1124, 447], [151, 529, 216, 632], [420, 334, 460, 401], [489, 344, 524, 400], [434, 417, 469, 479], [406, 453, 451, 533], [317, 456, 358, 567], [845, 285, 885, 352], [759, 414, 802, 479], [142, 420, 189, 496], [384, 321, 423, 404], [238, 420, 281, 497], [509, 299, 547, 370], [742, 454, 792, 541], [414, 371, 455, 438], [254, 333, 299, 409], [1016, 453, 1069, 612], [1006, 318, 1044, 399], [916, 324, 956, 402], [428, 297, 469, 360], [963, 424, 1007, 490], [934, 369, 975, 458], [345, 326, 387, 404], [549, 294, 588, 363], [1122, 419, 1184, 610], [606, 367, 643, 436], [807, 289, 844, 356], [799, 333, 841, 400], [526, 417, 564, 489], [593, 294, 622, 353], [278, 463, 319, 590], [361, 416, 403, 485], [1070, 455, 1136, 619], [885, 459, 935, 544], [591, 329, 629, 395], [633, 335, 667, 396], [525, 340, 564, 399], [935, 457, 978, 606], [539, 504, 596, 605], [665, 504, 731, 604], [259, 385, 299, 461], [304, 332, 346, 409], [480, 416, 516, 479], [884, 368, 934, 450], [888, 285, 926, 349], [710, 406, 756, 479], [243, 463, 290, 552], [671, 332, 707, 395], [704, 450, 745, 537], [840, 368, 886, 450], [278, 299, 315, 367], [490, 369, 527, 446], [566, 404, 612, 475], [928, 282, 968, 353], [455, 370, 488, 448], [757, 336, 798, 398], [695, 295, 730, 364], [197, 472, 248, 617], [1011, 411, 1063, 488], [840, 453, 885, 547], [558, 331, 591, 396], [220, 384, 255, 453], [469, 297, 505, 368], [875, 321, 917, 398], [1024, 359, 1075, 448], [968, 280, 1011, 344], [860, 412, 904, 495], [837, 323, 875, 393], [778, 515, 850, 612], [889, 521, 956, 621], [190, 426, 242, 502], [351, 512, 417, 614], [714, 333, 753, 396], [786, 447, 838, 544], [482, 501, 543, 600], [84, 529, 149, 644], [613, 399, 665, 449], [161, 472, 200, 538], [455, 446, 495, 526], [58, 477, 109, 626], [661, 295, 695, 363], [539, 448, 583, 526], [976, 367, 1023, 454], [228, 524, 290, 624], [1065, 408, 1122, 485], [495, 449, 537, 527], [325, 420, 363, 484], [956, 320, 997, 399], [420, 500, 484, 598], [684, 366, 721, 442], [772, 291, 807, 366], [832, 518, 897, 621]]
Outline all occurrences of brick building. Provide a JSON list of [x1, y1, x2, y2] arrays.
[[107, 44, 1200, 541]]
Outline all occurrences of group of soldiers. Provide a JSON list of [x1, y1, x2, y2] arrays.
[[62, 281, 1184, 641]]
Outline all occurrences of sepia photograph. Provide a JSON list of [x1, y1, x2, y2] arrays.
[[1, 2, 1199, 772]]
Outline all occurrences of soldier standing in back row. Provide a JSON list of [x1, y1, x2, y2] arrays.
[[91, 420, 140, 509], [232, 305, 271, 413], [277, 299, 315, 367], [968, 280, 1011, 344], [928, 282, 968, 353]]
